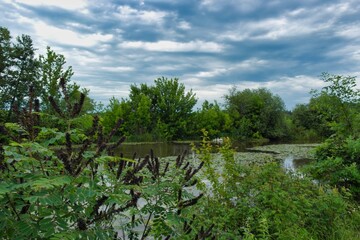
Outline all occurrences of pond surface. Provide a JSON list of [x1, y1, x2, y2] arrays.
[[116, 141, 317, 171], [115, 140, 268, 158], [115, 142, 192, 158], [283, 156, 312, 171]]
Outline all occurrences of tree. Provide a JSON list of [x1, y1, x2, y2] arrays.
[[153, 77, 197, 139], [128, 77, 197, 140], [0, 27, 12, 122], [0, 27, 39, 121], [306, 74, 360, 201], [38, 47, 95, 116], [194, 100, 231, 139], [310, 73, 360, 137], [101, 97, 131, 137], [38, 47, 74, 110], [225, 87, 286, 140], [0, 28, 94, 125], [0, 27, 12, 94]]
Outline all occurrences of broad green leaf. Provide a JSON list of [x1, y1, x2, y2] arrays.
[[0, 183, 11, 198], [30, 176, 72, 191]]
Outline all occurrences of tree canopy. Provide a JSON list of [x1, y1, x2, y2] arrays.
[[225, 87, 287, 140]]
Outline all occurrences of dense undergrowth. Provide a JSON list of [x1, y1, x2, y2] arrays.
[[181, 132, 360, 240]]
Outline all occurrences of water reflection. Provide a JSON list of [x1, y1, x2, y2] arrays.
[[283, 155, 311, 171], [115, 142, 192, 158], [115, 143, 313, 173], [114, 140, 266, 159]]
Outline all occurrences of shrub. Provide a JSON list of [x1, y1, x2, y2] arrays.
[[0, 83, 207, 239], [187, 134, 360, 239]]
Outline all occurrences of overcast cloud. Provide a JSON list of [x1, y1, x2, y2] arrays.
[[1, 0, 360, 109]]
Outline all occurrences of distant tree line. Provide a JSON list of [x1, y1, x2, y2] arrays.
[[1, 26, 360, 143]]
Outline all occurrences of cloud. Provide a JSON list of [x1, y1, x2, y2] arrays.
[[2, 0, 360, 110], [194, 68, 227, 78], [178, 21, 191, 30], [100, 66, 135, 72], [220, 2, 355, 41], [191, 58, 268, 79], [84, 85, 131, 102], [14, 0, 88, 10], [119, 40, 224, 52], [326, 45, 360, 63], [232, 75, 326, 109], [200, 0, 260, 13], [32, 21, 113, 47], [115, 5, 171, 25], [336, 23, 360, 39], [193, 83, 230, 103]]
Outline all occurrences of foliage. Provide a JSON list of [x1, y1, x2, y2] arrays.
[[306, 136, 360, 201], [0, 27, 39, 121], [0, 27, 95, 127], [101, 97, 130, 137], [38, 46, 74, 109], [188, 134, 360, 239], [151, 77, 197, 140], [225, 87, 287, 140], [310, 73, 360, 137], [291, 103, 330, 139], [194, 101, 231, 139], [305, 74, 360, 202], [0, 81, 207, 239], [102, 77, 197, 141], [291, 73, 360, 140]]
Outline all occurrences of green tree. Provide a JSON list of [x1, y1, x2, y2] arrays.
[[130, 94, 152, 136], [38, 47, 73, 111], [310, 73, 360, 137], [0, 27, 39, 121], [306, 74, 360, 201], [38, 47, 95, 116], [153, 77, 197, 140], [225, 87, 286, 140], [292, 104, 316, 130], [128, 77, 197, 140], [0, 28, 94, 125], [101, 97, 131, 137], [291, 103, 329, 140], [194, 100, 231, 139]]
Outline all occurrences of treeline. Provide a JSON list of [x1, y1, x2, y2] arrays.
[[102, 73, 360, 142], [1, 27, 360, 143]]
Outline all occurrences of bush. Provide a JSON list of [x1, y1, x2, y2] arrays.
[[0, 83, 207, 239], [187, 134, 360, 239], [306, 136, 360, 201]]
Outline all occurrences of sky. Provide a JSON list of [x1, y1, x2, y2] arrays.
[[1, 0, 360, 110]]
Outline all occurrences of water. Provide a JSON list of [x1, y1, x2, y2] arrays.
[[115, 140, 268, 159], [115, 142, 192, 158], [112, 142, 313, 238], [116, 142, 312, 172], [282, 155, 311, 171]]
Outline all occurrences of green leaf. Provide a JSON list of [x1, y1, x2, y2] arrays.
[[0, 183, 11, 198], [30, 176, 72, 191]]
